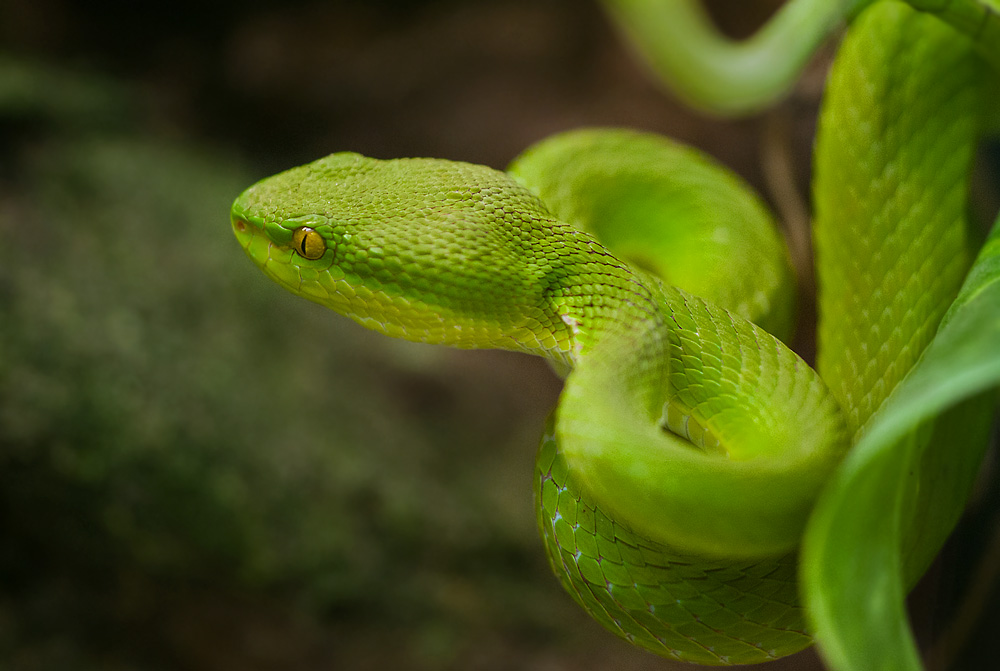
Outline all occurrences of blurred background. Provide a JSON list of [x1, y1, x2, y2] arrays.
[[1, 1, 997, 669]]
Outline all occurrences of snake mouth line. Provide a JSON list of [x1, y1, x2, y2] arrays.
[[231, 217, 302, 294]]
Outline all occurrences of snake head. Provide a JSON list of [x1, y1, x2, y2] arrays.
[[231, 152, 576, 356]]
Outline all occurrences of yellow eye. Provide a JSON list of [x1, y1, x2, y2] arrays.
[[292, 227, 326, 260]]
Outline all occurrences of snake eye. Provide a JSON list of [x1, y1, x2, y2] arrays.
[[292, 227, 326, 260]]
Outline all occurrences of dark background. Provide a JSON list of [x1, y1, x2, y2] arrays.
[[1, 1, 997, 669]]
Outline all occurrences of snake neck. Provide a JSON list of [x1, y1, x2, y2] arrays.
[[532, 231, 667, 370]]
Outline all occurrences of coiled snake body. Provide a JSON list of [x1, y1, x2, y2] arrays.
[[231, 2, 996, 664]]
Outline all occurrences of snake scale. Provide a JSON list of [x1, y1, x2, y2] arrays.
[[230, 1, 996, 665]]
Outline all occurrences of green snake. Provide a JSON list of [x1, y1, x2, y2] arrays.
[[230, 1, 996, 665]]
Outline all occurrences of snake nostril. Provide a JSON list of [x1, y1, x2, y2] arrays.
[[234, 218, 247, 233]]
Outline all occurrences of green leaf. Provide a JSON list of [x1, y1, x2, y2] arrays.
[[801, 218, 1000, 671]]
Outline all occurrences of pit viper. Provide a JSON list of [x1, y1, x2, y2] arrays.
[[230, 1, 997, 664]]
